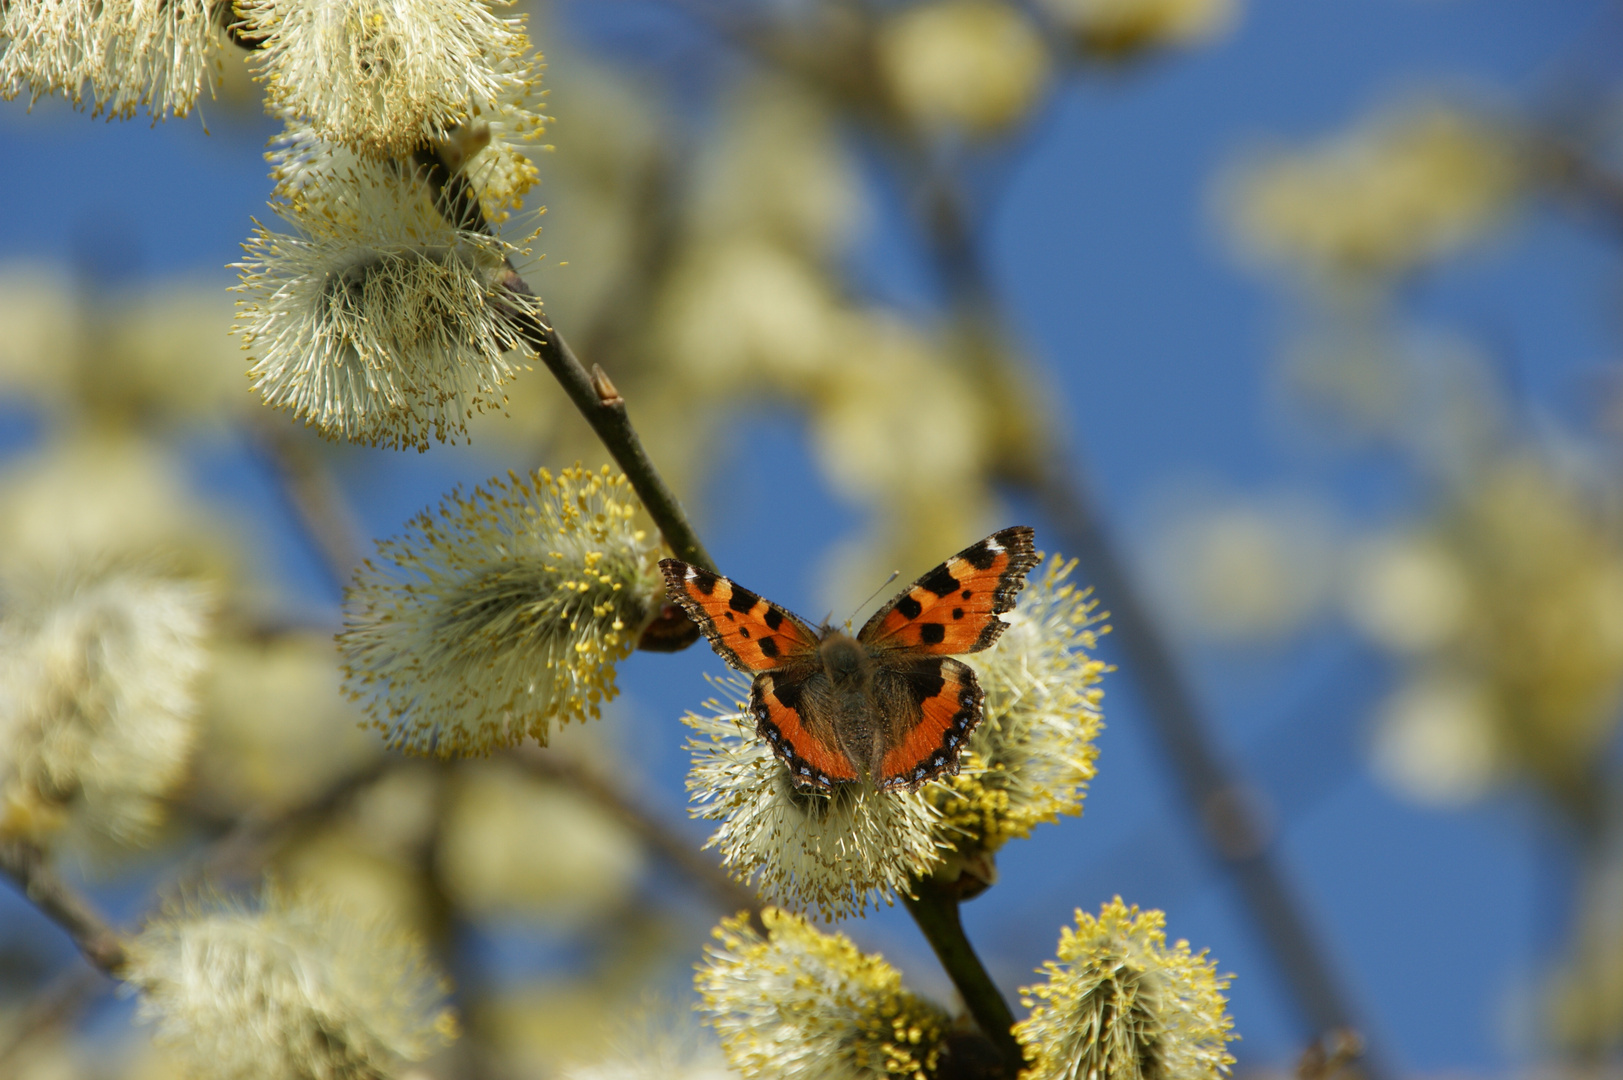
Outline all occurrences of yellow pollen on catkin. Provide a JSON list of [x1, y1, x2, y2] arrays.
[[340, 465, 662, 756], [698, 909, 949, 1080]]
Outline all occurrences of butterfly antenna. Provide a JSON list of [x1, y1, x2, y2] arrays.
[[844, 570, 901, 630]]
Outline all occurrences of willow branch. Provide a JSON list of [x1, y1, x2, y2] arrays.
[[0, 840, 126, 977], [514, 748, 763, 924], [0, 760, 393, 1066], [904, 877, 1024, 1076], [249, 414, 367, 596], [173, 756, 394, 892], [509, 302, 716, 572], [0, 967, 103, 1068], [410, 147, 716, 575], [914, 172, 1382, 1072], [413, 131, 1005, 1032], [919, 163, 1372, 1037]]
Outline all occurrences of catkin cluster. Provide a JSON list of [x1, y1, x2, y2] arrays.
[[341, 464, 665, 755], [232, 0, 550, 448]]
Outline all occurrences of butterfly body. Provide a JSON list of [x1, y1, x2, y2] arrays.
[[662, 527, 1038, 792]]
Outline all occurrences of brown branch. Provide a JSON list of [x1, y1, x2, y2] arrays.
[[410, 145, 716, 576], [0, 760, 392, 1067], [0, 840, 126, 977], [0, 967, 103, 1069], [508, 303, 716, 573], [406, 88, 1010, 1049], [249, 414, 367, 595], [513, 748, 762, 924], [915, 166, 1379, 1063], [171, 756, 395, 893]]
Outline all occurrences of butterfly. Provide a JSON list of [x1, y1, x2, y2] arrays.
[[660, 526, 1039, 792]]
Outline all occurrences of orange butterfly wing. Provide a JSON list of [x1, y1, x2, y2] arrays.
[[858, 526, 1039, 655], [752, 672, 860, 789], [874, 657, 983, 791], [659, 560, 820, 672]]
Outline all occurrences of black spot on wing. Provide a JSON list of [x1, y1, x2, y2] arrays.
[[772, 677, 805, 712], [758, 636, 779, 659], [920, 565, 960, 597], [739, 626, 751, 638], [919, 623, 946, 645], [691, 568, 719, 595], [962, 540, 999, 571], [899, 662, 947, 706], [763, 607, 783, 631], [728, 588, 759, 614], [896, 595, 923, 620], [961, 589, 973, 600], [952, 608, 964, 620]]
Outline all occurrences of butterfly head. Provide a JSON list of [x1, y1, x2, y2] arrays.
[[818, 631, 872, 687]]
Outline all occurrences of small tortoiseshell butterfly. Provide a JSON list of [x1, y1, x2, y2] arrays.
[[660, 527, 1039, 792]]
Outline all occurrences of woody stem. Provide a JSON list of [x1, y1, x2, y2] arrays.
[[904, 877, 1025, 1076], [0, 840, 126, 977], [407, 144, 1020, 1058], [507, 296, 715, 572], [409, 147, 715, 574], [917, 172, 1380, 1067]]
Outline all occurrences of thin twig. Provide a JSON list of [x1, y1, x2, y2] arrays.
[[409, 146, 717, 575], [904, 877, 1025, 1076], [0, 761, 392, 1066], [414, 109, 996, 1049], [171, 756, 395, 894], [0, 840, 125, 977], [914, 160, 1380, 1064], [1030, 459, 1372, 1047], [249, 414, 367, 595], [0, 967, 103, 1069], [514, 748, 763, 924], [511, 304, 716, 573]]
